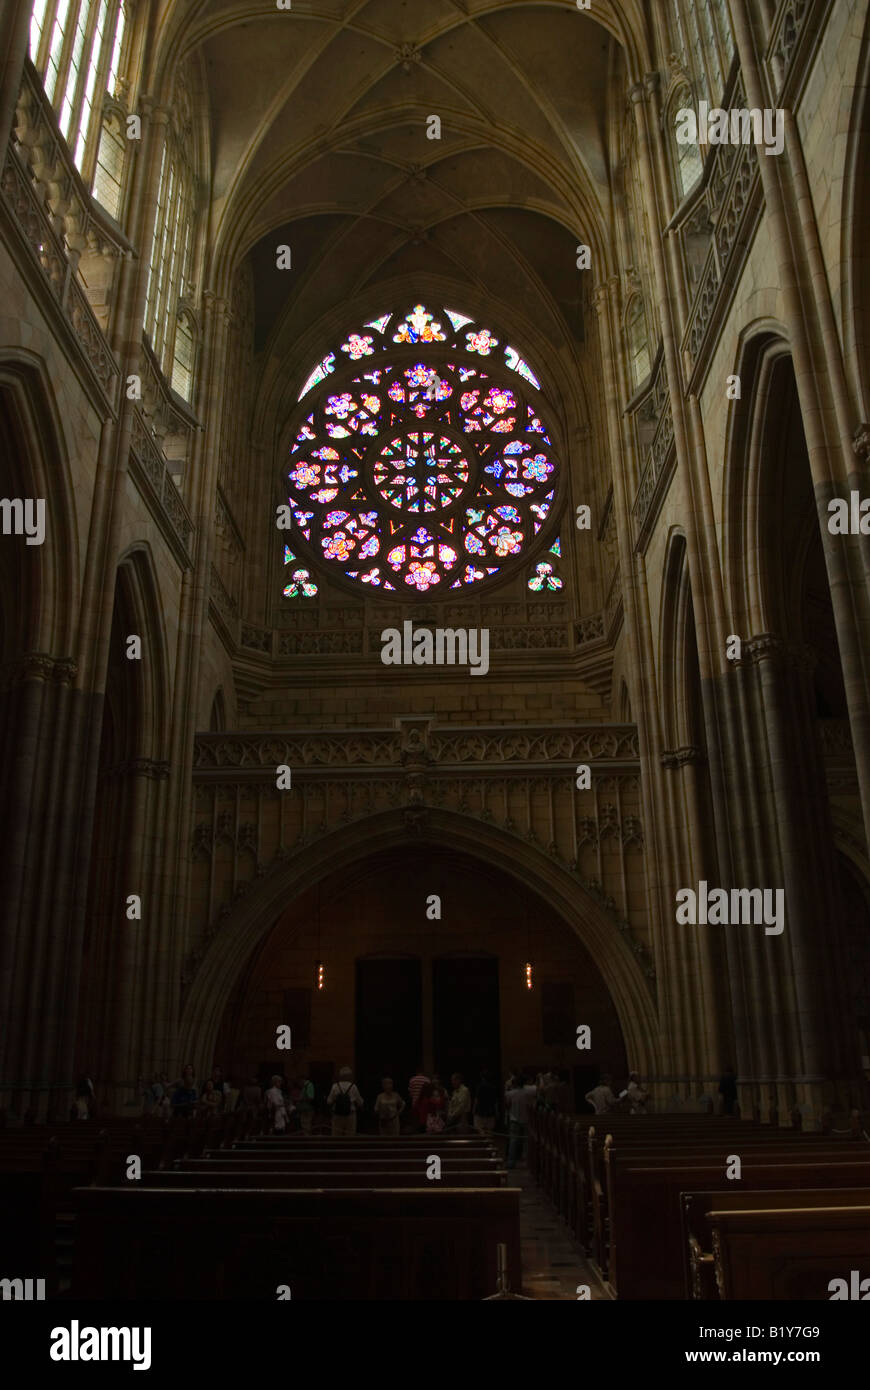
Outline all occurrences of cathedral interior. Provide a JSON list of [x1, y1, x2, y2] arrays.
[[2, 0, 870, 1309]]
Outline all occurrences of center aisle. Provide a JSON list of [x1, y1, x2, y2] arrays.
[[508, 1170, 609, 1300]]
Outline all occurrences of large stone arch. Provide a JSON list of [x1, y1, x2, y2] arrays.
[[177, 807, 660, 1082], [0, 352, 81, 658], [721, 325, 792, 637]]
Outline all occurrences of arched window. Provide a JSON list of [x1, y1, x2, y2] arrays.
[[626, 297, 651, 389], [673, 85, 703, 196], [668, 1, 734, 108], [144, 73, 196, 386], [282, 303, 562, 598], [29, 0, 128, 184]]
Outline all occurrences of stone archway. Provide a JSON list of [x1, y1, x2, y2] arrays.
[[177, 808, 660, 1085]]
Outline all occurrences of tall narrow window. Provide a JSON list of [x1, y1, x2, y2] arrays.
[[29, 0, 51, 63], [171, 310, 195, 400], [627, 297, 651, 388], [29, 1, 127, 187], [674, 85, 703, 195], [144, 72, 197, 390], [92, 110, 125, 217]]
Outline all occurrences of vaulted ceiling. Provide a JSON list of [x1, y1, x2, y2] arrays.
[[157, 1, 646, 402]]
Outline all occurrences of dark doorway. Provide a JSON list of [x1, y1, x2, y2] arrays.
[[355, 957, 422, 1119], [433, 956, 500, 1085]]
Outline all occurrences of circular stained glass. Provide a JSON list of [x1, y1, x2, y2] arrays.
[[283, 303, 561, 597], [372, 431, 471, 514]]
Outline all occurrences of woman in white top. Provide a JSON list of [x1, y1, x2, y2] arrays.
[[265, 1075, 292, 1133]]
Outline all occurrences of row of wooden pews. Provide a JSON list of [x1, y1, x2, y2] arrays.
[[0, 1107, 264, 1295], [69, 1133, 520, 1300], [528, 1109, 870, 1299]]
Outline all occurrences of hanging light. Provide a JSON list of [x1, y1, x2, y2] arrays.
[[313, 882, 325, 990], [524, 905, 534, 989], [525, 961, 534, 991]]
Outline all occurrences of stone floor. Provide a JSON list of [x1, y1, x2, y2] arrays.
[[510, 1167, 609, 1300]]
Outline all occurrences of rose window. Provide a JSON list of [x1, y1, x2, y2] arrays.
[[283, 303, 562, 597]]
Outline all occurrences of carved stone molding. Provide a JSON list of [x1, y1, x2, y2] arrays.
[[661, 746, 706, 769], [1, 652, 78, 689], [194, 725, 640, 775]]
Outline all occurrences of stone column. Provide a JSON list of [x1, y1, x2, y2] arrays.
[[0, 0, 29, 154], [144, 289, 231, 1081]]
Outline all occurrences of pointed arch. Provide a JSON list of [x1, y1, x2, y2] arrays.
[[177, 810, 661, 1085]]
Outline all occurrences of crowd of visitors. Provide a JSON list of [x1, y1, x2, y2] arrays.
[[124, 1062, 677, 1167]]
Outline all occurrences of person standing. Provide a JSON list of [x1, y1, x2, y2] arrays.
[[374, 1077, 405, 1136], [447, 1072, 471, 1131], [408, 1065, 430, 1130], [265, 1074, 292, 1134], [74, 1074, 95, 1120], [472, 1068, 497, 1137], [171, 1065, 198, 1118], [625, 1072, 649, 1114], [199, 1078, 221, 1115], [504, 1074, 537, 1169], [418, 1076, 447, 1134], [584, 1074, 618, 1115], [295, 1071, 315, 1134], [328, 1066, 363, 1136]]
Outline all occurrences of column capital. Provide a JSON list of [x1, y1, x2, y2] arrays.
[[852, 421, 870, 466], [138, 96, 170, 126], [660, 746, 706, 769], [592, 275, 619, 314]]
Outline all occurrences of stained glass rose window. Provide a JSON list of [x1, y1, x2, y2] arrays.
[[283, 304, 561, 597]]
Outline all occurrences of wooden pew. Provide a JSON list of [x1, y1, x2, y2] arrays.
[[181, 1155, 501, 1172], [144, 1168, 506, 1188], [710, 1201, 870, 1300], [682, 1186, 870, 1298], [604, 1155, 870, 1299], [72, 1185, 522, 1300]]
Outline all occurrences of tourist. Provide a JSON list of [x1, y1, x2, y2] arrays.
[[74, 1073, 95, 1120], [374, 1077, 405, 1136], [265, 1074, 292, 1134], [418, 1076, 447, 1133], [504, 1074, 537, 1168], [327, 1066, 363, 1136], [209, 1067, 228, 1111], [584, 1074, 618, 1114], [171, 1065, 198, 1118], [199, 1077, 221, 1115], [472, 1068, 497, 1136], [295, 1071, 315, 1134], [408, 1065, 430, 1130], [447, 1072, 471, 1131], [625, 1072, 649, 1114]]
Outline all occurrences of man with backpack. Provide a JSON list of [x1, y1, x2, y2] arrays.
[[327, 1066, 364, 1135]]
